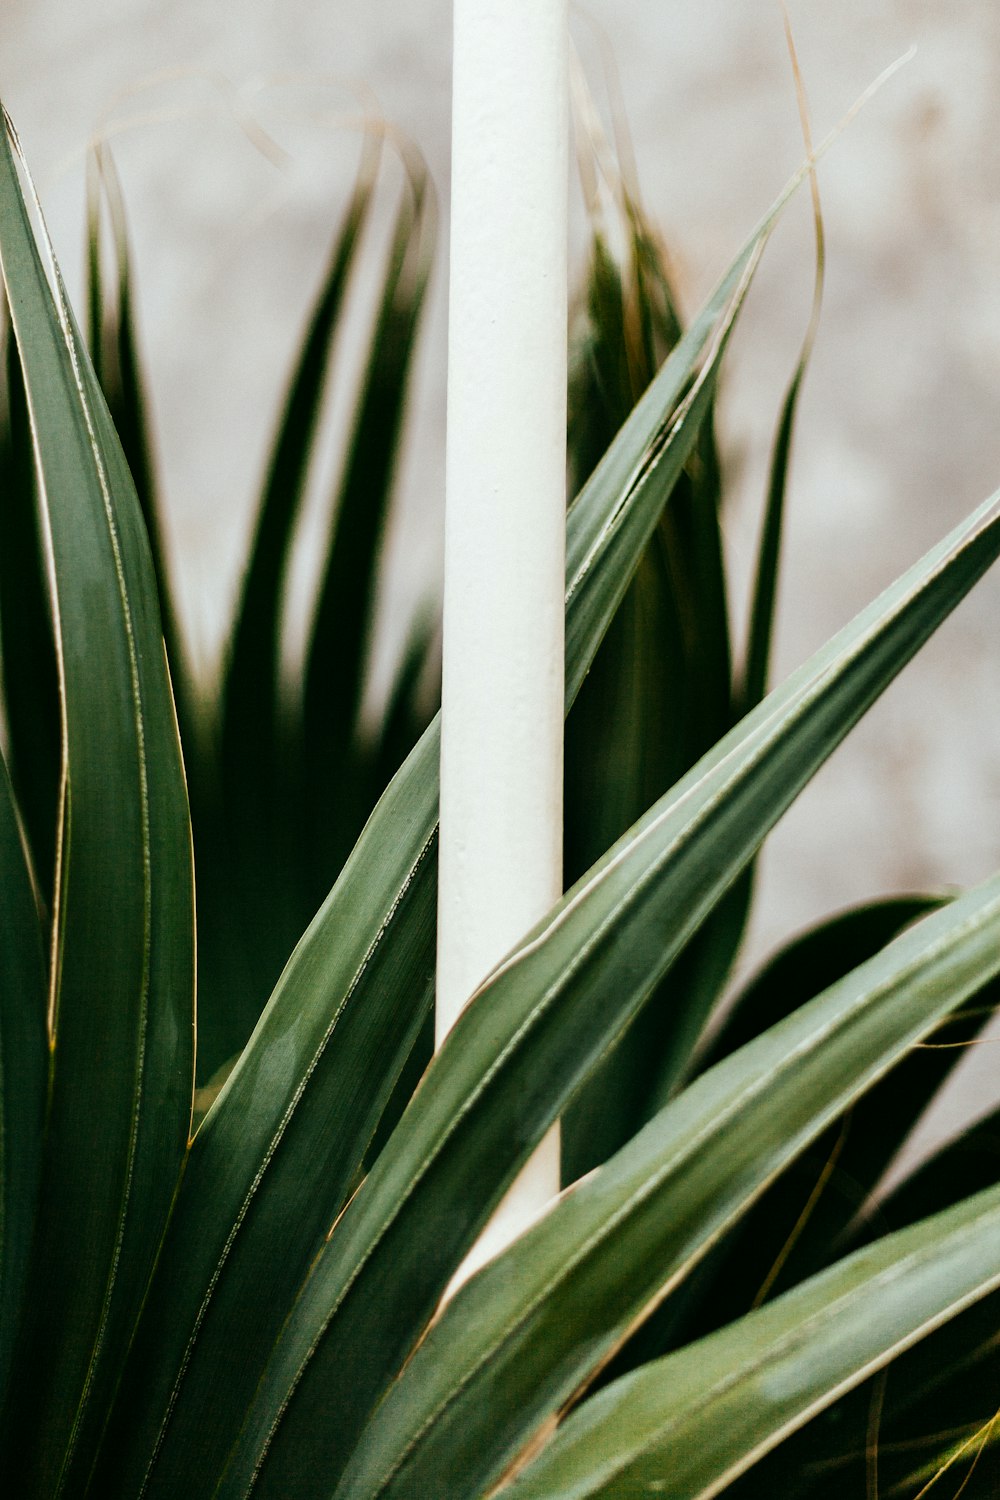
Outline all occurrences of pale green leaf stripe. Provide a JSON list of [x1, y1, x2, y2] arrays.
[[0, 110, 194, 1494], [505, 1182, 1000, 1500], [336, 874, 1000, 1500], [236, 484, 1000, 1500], [101, 168, 767, 1500], [0, 747, 46, 1400]]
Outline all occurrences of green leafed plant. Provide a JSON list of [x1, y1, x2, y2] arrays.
[[1, 61, 999, 1500]]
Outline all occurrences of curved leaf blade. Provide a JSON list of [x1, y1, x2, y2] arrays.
[[505, 1184, 1000, 1500], [0, 110, 194, 1494], [336, 876, 1000, 1500], [232, 486, 1000, 1498], [92, 197, 769, 1500], [564, 200, 733, 1178], [201, 141, 382, 1074]]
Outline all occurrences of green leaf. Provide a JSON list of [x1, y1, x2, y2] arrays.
[[732, 1109, 1000, 1500], [200, 140, 380, 1075], [90, 194, 769, 1500], [0, 747, 46, 1402], [84, 146, 194, 751], [564, 203, 734, 1177], [225, 486, 1000, 1499], [0, 314, 60, 900], [301, 158, 435, 896], [579, 894, 947, 1382], [221, 139, 378, 776], [562, 235, 757, 713], [504, 1183, 1000, 1499], [686, 897, 973, 1315], [879, 1104, 1000, 1238], [708, 896, 944, 1064], [367, 603, 440, 812], [739, 112, 825, 716], [0, 109, 194, 1494], [335, 877, 1000, 1500]]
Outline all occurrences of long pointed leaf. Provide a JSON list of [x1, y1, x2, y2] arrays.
[[84, 147, 184, 697], [301, 161, 434, 894], [91, 191, 770, 1500], [337, 876, 1000, 1500], [564, 202, 733, 1178], [201, 141, 381, 1073], [221, 139, 379, 770], [733, 1106, 1000, 1499], [230, 486, 1000, 1498], [505, 1184, 1000, 1500], [612, 895, 949, 1373], [0, 110, 194, 1494]]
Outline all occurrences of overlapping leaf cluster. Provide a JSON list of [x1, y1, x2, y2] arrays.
[[0, 96, 999, 1500]]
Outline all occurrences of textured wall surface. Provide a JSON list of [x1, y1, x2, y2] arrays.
[[5, 2, 1000, 1133]]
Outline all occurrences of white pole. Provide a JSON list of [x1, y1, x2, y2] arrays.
[[438, 0, 568, 1273]]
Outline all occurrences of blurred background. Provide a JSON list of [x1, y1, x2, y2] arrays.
[[4, 1, 999, 1124]]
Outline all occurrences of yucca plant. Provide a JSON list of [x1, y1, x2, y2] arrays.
[[2, 66, 1000, 1500]]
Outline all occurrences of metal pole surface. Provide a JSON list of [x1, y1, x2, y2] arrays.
[[438, 0, 568, 1270]]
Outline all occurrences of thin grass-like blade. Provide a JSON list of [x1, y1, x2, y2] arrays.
[[90, 198, 768, 1500], [0, 110, 194, 1493], [739, 17, 825, 715], [335, 879, 1000, 1500], [503, 1183, 1000, 1500], [228, 488, 1000, 1498], [0, 748, 46, 1402]]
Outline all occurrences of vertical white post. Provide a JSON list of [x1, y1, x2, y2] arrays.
[[438, 0, 568, 1273]]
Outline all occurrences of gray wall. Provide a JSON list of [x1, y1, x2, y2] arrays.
[[6, 3, 1000, 1134]]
